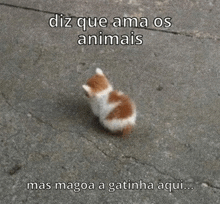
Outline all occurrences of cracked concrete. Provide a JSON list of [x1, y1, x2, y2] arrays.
[[1, 0, 220, 204]]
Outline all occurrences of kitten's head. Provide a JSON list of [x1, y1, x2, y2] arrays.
[[82, 68, 112, 98]]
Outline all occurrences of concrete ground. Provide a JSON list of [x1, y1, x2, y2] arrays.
[[0, 1, 220, 203]]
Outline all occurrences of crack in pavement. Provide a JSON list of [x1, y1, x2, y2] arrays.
[[28, 111, 56, 130], [81, 136, 116, 159], [121, 155, 178, 180], [135, 27, 220, 41], [0, 2, 64, 15], [204, 182, 220, 190], [1, 3, 220, 41], [1, 92, 56, 131], [1, 92, 15, 110]]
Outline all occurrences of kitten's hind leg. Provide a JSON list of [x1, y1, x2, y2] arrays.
[[122, 124, 133, 138]]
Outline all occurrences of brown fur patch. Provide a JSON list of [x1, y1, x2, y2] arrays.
[[106, 91, 133, 120], [108, 90, 122, 103], [87, 74, 109, 93]]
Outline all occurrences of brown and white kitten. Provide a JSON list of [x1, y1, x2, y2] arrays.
[[82, 68, 136, 136]]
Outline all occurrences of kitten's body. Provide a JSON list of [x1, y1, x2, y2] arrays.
[[82, 68, 136, 136]]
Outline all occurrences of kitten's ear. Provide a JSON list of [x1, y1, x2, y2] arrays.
[[96, 68, 104, 75], [82, 85, 91, 93]]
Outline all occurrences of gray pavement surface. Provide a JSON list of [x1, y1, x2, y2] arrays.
[[0, 1, 220, 203]]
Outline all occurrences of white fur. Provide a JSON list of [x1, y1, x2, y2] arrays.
[[82, 85, 91, 93], [95, 85, 113, 98], [96, 68, 104, 75], [102, 114, 136, 132], [85, 85, 114, 117]]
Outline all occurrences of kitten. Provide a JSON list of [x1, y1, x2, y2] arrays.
[[82, 68, 136, 136]]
